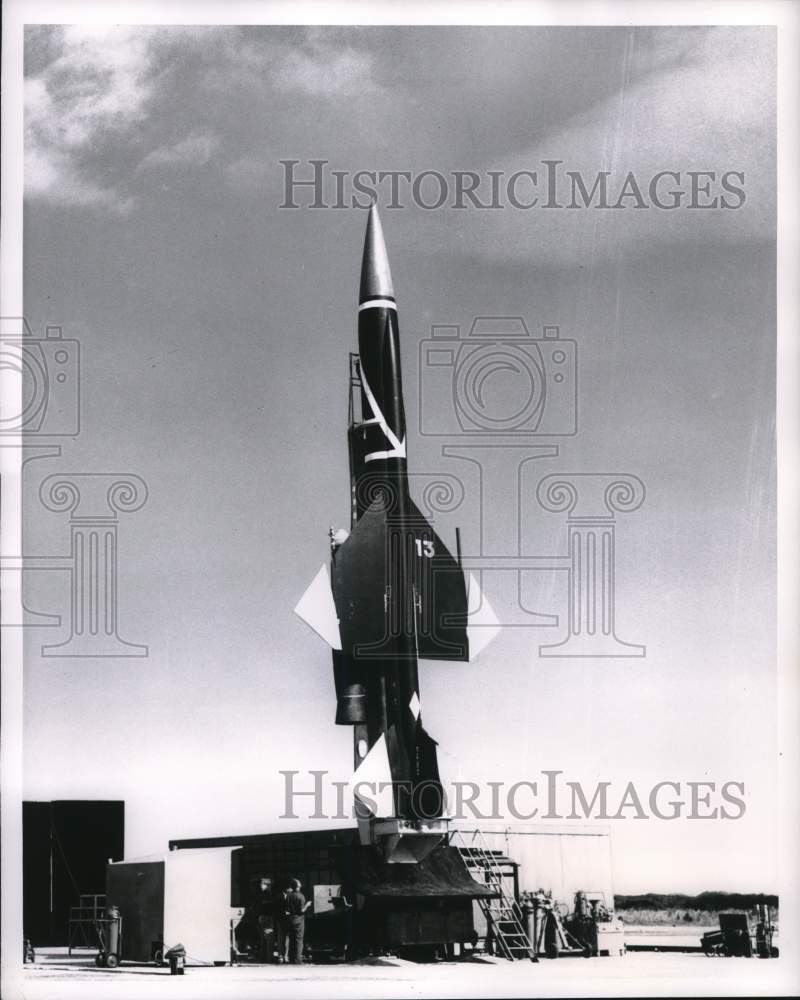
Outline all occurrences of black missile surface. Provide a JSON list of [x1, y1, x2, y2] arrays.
[[295, 206, 499, 862]]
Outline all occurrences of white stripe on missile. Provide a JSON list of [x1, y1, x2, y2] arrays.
[[359, 367, 406, 461], [358, 298, 397, 312], [364, 445, 407, 462]]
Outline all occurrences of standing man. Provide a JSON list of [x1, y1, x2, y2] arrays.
[[285, 878, 311, 964], [274, 883, 289, 963], [255, 878, 275, 963]]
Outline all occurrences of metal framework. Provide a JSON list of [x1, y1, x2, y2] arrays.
[[450, 828, 533, 960], [67, 894, 106, 954]]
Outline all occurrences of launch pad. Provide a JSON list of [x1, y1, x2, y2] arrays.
[[21, 947, 788, 1000]]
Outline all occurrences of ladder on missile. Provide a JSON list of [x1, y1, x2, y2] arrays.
[[451, 829, 534, 961]]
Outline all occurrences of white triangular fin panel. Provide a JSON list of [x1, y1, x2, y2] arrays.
[[467, 573, 501, 661], [349, 733, 395, 818], [294, 564, 341, 649]]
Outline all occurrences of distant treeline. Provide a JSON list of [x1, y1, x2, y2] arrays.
[[614, 892, 779, 912]]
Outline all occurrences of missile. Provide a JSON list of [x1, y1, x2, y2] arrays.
[[295, 206, 500, 861]]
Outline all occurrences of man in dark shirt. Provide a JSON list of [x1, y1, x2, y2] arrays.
[[255, 878, 275, 963], [285, 879, 311, 964], [274, 885, 289, 963]]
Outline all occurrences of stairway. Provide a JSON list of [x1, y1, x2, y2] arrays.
[[451, 829, 533, 961]]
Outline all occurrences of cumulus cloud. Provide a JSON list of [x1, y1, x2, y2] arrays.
[[25, 25, 382, 212], [25, 144, 135, 213], [137, 131, 220, 171], [205, 28, 381, 101], [273, 37, 378, 98], [25, 25, 159, 212]]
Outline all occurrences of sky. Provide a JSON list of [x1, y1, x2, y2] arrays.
[[20, 25, 776, 894]]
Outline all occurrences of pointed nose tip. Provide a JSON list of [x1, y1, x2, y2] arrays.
[[359, 203, 395, 304]]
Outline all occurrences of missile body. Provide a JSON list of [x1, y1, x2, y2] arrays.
[[353, 207, 424, 821], [331, 206, 469, 828], [295, 207, 499, 859]]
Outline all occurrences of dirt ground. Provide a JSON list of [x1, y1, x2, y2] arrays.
[[5, 946, 794, 1000]]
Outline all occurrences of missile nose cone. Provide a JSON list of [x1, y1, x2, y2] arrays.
[[359, 203, 395, 304]]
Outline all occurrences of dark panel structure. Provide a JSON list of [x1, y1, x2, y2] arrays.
[[375, 899, 475, 949], [106, 860, 165, 962], [23, 800, 125, 945], [173, 828, 357, 907], [22, 803, 52, 946], [342, 844, 490, 949]]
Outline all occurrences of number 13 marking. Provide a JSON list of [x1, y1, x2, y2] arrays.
[[415, 538, 435, 558]]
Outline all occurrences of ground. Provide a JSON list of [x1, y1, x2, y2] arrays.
[[5, 945, 793, 1000]]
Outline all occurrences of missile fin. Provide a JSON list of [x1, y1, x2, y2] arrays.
[[349, 732, 395, 818], [466, 573, 501, 660], [294, 564, 342, 649], [331, 498, 476, 662], [330, 500, 404, 662]]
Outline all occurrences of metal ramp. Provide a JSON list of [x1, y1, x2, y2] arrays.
[[450, 829, 533, 961]]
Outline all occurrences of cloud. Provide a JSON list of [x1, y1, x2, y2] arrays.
[[205, 28, 381, 102], [137, 131, 219, 171], [223, 154, 272, 194], [25, 145, 135, 213], [461, 27, 775, 266], [25, 26, 159, 212], [273, 37, 378, 98], [25, 25, 382, 211]]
